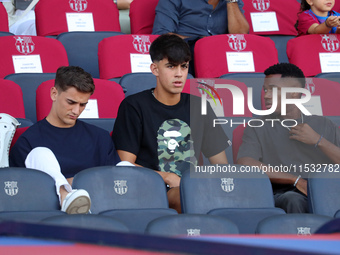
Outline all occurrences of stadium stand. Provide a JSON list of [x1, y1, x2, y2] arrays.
[[286, 34, 340, 77], [308, 170, 340, 217], [98, 34, 159, 80], [5, 73, 56, 123], [0, 36, 68, 78], [35, 0, 121, 36], [194, 34, 279, 78], [41, 214, 129, 232], [180, 167, 286, 233], [255, 214, 333, 234], [56, 31, 124, 79], [0, 3, 9, 32], [35, 79, 124, 131], [72, 165, 178, 233], [129, 0, 158, 34], [145, 214, 239, 236], [0, 167, 65, 222]]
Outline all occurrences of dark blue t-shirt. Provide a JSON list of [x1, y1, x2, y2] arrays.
[[10, 119, 120, 178]]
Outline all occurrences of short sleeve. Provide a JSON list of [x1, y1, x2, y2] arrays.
[[237, 125, 263, 161]]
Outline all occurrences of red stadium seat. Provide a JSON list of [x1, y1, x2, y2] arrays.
[[36, 78, 125, 121], [0, 36, 69, 78], [129, 0, 159, 34], [194, 34, 279, 78], [98, 34, 159, 79], [35, 0, 120, 36], [0, 3, 9, 32], [0, 79, 25, 119], [242, 0, 300, 36], [286, 34, 340, 77]]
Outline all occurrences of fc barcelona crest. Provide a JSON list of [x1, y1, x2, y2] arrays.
[[297, 227, 311, 235], [321, 34, 340, 52], [305, 78, 315, 95], [114, 180, 128, 195], [69, 0, 88, 12], [227, 34, 247, 52], [252, 0, 270, 12], [14, 36, 35, 55], [221, 178, 234, 193], [4, 181, 18, 196], [132, 35, 151, 54]]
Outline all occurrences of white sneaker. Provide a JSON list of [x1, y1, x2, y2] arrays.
[[61, 189, 91, 214]]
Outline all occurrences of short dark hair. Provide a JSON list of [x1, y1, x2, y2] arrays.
[[264, 63, 306, 88], [149, 34, 191, 65], [54, 66, 95, 95]]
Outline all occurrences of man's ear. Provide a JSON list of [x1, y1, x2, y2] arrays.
[[150, 62, 159, 77], [50, 87, 58, 101]]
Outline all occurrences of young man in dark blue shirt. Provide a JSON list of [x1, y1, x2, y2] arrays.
[[10, 66, 120, 214]]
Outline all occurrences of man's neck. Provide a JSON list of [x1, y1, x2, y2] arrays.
[[152, 88, 181, 106], [277, 106, 302, 120]]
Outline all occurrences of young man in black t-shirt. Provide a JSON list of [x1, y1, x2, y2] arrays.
[[113, 34, 229, 212]]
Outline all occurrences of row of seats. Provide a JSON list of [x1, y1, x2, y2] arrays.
[[0, 33, 339, 81], [0, 165, 338, 234], [2, 73, 340, 162], [0, 0, 303, 36]]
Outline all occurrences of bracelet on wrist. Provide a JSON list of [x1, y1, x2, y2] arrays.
[[315, 134, 323, 147], [293, 175, 301, 187]]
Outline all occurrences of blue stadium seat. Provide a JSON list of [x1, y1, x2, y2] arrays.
[[180, 165, 286, 233], [255, 214, 333, 235], [4, 73, 56, 123], [41, 214, 129, 232], [308, 170, 340, 217], [0, 167, 65, 222], [56, 31, 124, 78], [145, 214, 239, 236], [72, 166, 178, 233]]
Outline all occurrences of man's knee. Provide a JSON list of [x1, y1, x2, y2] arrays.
[[275, 191, 308, 213]]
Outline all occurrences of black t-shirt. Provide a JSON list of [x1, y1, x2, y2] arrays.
[[112, 89, 229, 175], [10, 119, 120, 178]]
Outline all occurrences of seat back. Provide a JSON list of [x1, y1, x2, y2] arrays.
[[0, 167, 60, 211], [56, 31, 124, 78], [308, 171, 340, 217], [0, 36, 68, 78], [287, 34, 340, 77], [5, 73, 56, 123], [256, 214, 333, 234], [98, 34, 159, 79], [42, 214, 129, 232], [145, 214, 239, 236], [0, 3, 9, 32], [263, 35, 296, 63], [180, 165, 276, 214], [0, 79, 26, 119], [194, 34, 279, 78], [36, 78, 125, 121], [129, 0, 159, 34], [243, 0, 299, 36], [35, 0, 120, 36], [72, 166, 170, 214]]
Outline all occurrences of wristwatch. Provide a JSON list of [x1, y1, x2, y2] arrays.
[[227, 0, 238, 3], [113, 0, 117, 4]]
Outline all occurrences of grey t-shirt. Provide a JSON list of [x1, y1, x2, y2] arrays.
[[237, 115, 340, 191]]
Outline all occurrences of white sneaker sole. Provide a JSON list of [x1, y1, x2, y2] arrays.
[[63, 193, 91, 214]]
